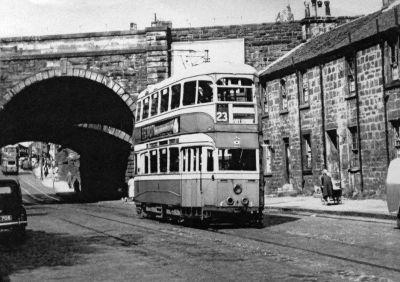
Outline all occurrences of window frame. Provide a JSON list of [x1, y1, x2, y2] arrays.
[[280, 79, 288, 112]]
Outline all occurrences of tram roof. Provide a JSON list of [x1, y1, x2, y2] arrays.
[[139, 62, 257, 98]]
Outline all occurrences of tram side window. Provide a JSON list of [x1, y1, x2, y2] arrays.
[[160, 88, 170, 113], [143, 153, 149, 174], [171, 84, 181, 110], [136, 100, 142, 121], [207, 149, 214, 172], [160, 148, 168, 172], [143, 97, 150, 119], [183, 81, 196, 106], [169, 148, 179, 172], [151, 92, 159, 116], [218, 149, 256, 171], [197, 81, 213, 104], [150, 150, 158, 173]]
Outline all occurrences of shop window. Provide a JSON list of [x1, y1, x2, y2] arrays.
[[300, 71, 309, 104], [346, 55, 356, 94], [349, 126, 359, 168], [280, 79, 288, 111], [263, 140, 273, 175], [151, 92, 159, 116], [197, 80, 213, 104], [183, 81, 196, 106], [302, 134, 312, 171], [171, 84, 181, 110], [160, 148, 168, 172], [160, 88, 169, 113], [169, 147, 179, 172]]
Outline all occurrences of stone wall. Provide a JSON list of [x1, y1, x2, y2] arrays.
[[171, 22, 303, 71], [262, 41, 397, 198]]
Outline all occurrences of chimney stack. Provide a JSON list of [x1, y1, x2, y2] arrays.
[[324, 1, 331, 16], [130, 22, 137, 31]]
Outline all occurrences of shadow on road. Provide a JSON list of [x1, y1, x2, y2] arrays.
[[0, 230, 97, 281]]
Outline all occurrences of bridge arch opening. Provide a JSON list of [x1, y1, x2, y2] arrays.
[[0, 71, 135, 201]]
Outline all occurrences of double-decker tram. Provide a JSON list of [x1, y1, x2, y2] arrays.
[[133, 62, 263, 224]]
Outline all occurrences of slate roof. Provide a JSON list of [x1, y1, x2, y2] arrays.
[[259, 5, 400, 79]]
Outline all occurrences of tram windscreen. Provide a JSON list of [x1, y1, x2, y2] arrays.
[[218, 149, 256, 171]]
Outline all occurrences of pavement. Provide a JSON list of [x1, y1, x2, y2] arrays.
[[31, 166, 71, 193], [264, 195, 396, 220]]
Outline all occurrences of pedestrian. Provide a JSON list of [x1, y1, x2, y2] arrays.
[[320, 168, 333, 205], [128, 177, 135, 200]]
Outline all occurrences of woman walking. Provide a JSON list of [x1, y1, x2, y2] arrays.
[[321, 169, 333, 205]]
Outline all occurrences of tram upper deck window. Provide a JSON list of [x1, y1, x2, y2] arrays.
[[217, 77, 253, 102], [171, 84, 181, 110], [197, 80, 213, 104], [218, 149, 256, 171], [160, 88, 169, 113], [136, 100, 142, 121], [151, 92, 159, 116], [183, 81, 196, 106], [143, 97, 150, 119]]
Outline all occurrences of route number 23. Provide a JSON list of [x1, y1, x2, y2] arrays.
[[216, 111, 228, 122]]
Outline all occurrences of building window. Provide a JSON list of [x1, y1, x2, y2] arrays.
[[349, 126, 359, 168], [346, 55, 356, 94], [280, 79, 288, 111], [390, 120, 400, 159], [300, 71, 309, 104], [386, 38, 400, 84], [262, 84, 268, 114], [302, 134, 312, 171], [263, 140, 273, 175]]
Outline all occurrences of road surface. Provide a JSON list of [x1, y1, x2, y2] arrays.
[[0, 171, 399, 281]]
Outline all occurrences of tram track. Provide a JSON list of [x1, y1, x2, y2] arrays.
[[46, 202, 400, 278]]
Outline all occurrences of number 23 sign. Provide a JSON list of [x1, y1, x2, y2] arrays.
[[216, 104, 229, 123]]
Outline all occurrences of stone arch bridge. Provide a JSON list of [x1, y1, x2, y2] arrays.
[[0, 27, 170, 200]]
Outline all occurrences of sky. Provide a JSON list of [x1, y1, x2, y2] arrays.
[[0, 0, 383, 38]]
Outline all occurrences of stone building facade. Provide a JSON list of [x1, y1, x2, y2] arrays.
[[259, 3, 400, 198]]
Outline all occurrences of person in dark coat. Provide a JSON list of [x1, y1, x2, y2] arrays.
[[321, 169, 333, 204]]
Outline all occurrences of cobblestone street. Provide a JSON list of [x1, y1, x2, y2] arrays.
[[1, 176, 400, 282]]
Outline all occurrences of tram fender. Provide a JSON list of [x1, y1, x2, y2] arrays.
[[386, 158, 400, 214]]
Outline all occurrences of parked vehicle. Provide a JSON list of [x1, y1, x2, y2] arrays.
[[1, 145, 19, 175], [386, 158, 400, 228], [0, 179, 27, 238]]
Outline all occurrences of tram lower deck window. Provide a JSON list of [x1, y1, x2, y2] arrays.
[[150, 150, 158, 173], [169, 148, 179, 172], [218, 149, 256, 171]]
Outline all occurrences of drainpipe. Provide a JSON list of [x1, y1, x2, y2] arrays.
[[380, 39, 390, 166], [319, 65, 327, 167], [296, 71, 304, 190], [353, 50, 364, 193]]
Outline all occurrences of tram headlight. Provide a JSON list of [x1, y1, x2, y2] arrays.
[[227, 197, 234, 206], [242, 197, 249, 206], [233, 184, 242, 195]]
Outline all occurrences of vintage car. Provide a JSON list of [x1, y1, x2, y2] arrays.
[[0, 179, 27, 237], [386, 158, 400, 228]]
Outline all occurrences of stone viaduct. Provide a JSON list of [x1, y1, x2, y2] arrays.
[[0, 20, 303, 200]]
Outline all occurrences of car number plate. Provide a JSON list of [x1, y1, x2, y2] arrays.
[[0, 215, 12, 221]]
